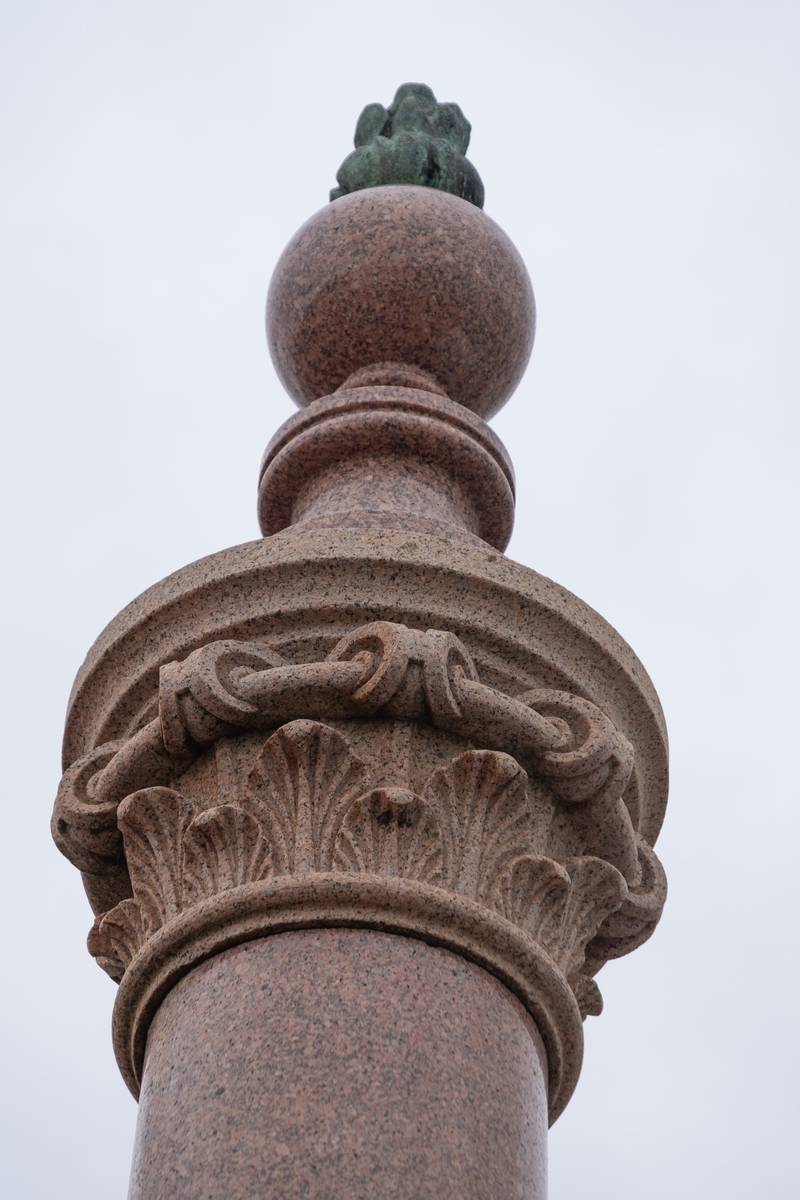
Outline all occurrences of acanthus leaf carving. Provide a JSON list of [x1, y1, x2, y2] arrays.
[[552, 856, 628, 979], [117, 787, 194, 935], [241, 720, 369, 875], [85, 720, 645, 1011], [487, 848, 627, 1015], [422, 749, 532, 903], [183, 805, 273, 901], [333, 787, 445, 884], [97, 899, 147, 979], [54, 622, 665, 1024], [90, 793, 279, 982], [55, 622, 645, 913], [491, 854, 571, 934]]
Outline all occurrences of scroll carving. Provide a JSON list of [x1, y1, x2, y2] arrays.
[[54, 621, 637, 888]]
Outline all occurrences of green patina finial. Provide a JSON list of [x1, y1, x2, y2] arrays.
[[330, 83, 485, 209]]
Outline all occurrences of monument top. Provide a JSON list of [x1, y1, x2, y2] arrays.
[[268, 85, 525, 419], [331, 83, 485, 208]]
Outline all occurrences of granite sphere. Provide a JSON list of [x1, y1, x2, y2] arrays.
[[266, 185, 535, 419]]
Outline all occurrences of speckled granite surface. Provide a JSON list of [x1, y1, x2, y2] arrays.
[[128, 929, 548, 1200], [266, 185, 535, 418], [257, 372, 516, 549], [62, 528, 667, 849], [53, 126, 669, 1198]]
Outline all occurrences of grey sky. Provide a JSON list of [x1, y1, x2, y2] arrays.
[[2, 2, 798, 1196]]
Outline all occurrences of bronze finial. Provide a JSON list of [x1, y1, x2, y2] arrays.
[[331, 82, 485, 207]]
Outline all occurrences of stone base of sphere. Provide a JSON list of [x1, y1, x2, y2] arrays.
[[127, 928, 549, 1200], [257, 375, 517, 550]]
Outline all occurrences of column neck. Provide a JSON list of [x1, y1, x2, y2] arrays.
[[258, 365, 516, 551]]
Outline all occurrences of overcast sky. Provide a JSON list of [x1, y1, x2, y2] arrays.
[[2, 2, 798, 1197]]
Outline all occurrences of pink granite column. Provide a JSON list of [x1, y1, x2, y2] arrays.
[[53, 84, 668, 1200], [128, 930, 549, 1200]]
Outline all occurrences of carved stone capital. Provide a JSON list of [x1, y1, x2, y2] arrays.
[[54, 619, 666, 1123]]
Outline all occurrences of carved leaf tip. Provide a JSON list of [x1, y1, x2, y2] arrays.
[[242, 720, 369, 875], [183, 805, 273, 899], [334, 787, 445, 883], [570, 974, 604, 1020], [117, 787, 194, 934], [423, 749, 532, 902]]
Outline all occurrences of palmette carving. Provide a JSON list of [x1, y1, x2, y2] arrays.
[[86, 718, 664, 1027], [117, 788, 193, 933], [423, 750, 532, 902], [551, 857, 628, 979], [333, 789, 445, 883], [241, 720, 369, 874], [493, 855, 570, 935], [88, 901, 145, 983], [183, 806, 272, 900]]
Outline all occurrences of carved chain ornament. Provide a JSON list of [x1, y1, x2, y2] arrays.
[[53, 621, 666, 1121]]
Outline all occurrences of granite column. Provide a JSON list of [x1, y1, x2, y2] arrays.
[[53, 84, 668, 1199]]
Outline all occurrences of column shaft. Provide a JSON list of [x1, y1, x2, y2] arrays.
[[128, 929, 549, 1200]]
